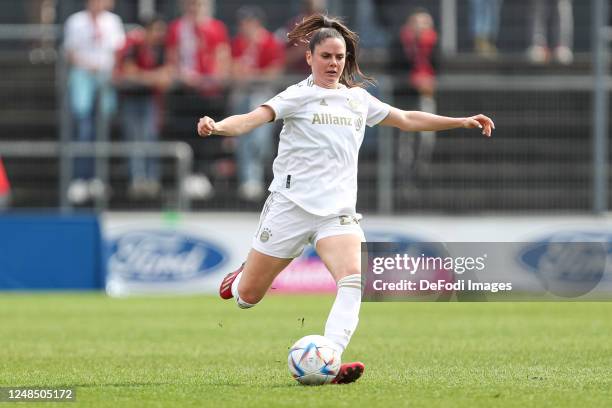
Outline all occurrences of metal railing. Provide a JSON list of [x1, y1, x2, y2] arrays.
[[592, 0, 610, 213], [0, 141, 193, 212]]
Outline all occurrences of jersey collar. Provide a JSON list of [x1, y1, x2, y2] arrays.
[[307, 75, 346, 90]]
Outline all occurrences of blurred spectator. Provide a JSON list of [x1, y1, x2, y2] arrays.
[[26, 0, 58, 64], [114, 15, 173, 200], [166, 0, 231, 200], [166, 0, 230, 92], [63, 0, 125, 205], [276, 0, 326, 75], [399, 9, 438, 97], [470, 0, 503, 58], [527, 0, 574, 65], [230, 6, 284, 202], [0, 157, 10, 209], [394, 9, 439, 202]]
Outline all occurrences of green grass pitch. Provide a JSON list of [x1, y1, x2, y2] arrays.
[[1, 293, 611, 407]]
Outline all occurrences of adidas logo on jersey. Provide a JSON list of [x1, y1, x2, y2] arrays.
[[320, 98, 328, 106]]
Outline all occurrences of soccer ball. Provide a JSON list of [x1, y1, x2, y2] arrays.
[[288, 335, 341, 385]]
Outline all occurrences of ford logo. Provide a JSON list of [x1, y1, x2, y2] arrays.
[[519, 231, 608, 297], [107, 231, 227, 282]]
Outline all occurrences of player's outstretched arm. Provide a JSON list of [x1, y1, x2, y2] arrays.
[[197, 106, 275, 137], [379, 107, 495, 137]]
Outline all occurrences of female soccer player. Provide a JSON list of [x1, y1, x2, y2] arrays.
[[197, 14, 494, 384]]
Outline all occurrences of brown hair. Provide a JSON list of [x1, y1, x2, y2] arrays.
[[287, 14, 374, 88]]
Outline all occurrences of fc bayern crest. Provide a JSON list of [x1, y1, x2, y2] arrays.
[[260, 227, 272, 242], [354, 116, 363, 131]]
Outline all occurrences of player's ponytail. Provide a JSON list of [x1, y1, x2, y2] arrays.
[[287, 14, 374, 88]]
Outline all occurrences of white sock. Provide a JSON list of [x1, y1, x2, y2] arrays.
[[324, 274, 362, 353], [236, 297, 255, 309], [230, 271, 256, 309], [230, 271, 243, 299]]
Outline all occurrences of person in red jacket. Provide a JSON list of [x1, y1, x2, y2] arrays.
[[400, 9, 438, 98], [114, 15, 173, 199], [166, 0, 230, 93], [230, 6, 285, 201], [396, 9, 439, 203], [0, 157, 10, 209], [166, 0, 232, 200]]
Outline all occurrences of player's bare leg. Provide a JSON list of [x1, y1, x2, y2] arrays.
[[219, 248, 292, 308], [316, 234, 365, 384]]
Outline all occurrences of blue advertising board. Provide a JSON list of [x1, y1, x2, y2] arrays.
[[0, 214, 104, 290]]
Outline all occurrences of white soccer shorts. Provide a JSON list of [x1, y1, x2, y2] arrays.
[[251, 192, 365, 259]]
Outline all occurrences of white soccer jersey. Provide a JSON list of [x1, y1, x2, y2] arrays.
[[263, 75, 391, 216]]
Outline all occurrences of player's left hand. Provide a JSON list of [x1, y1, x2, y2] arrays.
[[462, 114, 495, 137]]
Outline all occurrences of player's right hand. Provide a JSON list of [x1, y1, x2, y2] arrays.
[[197, 116, 216, 137]]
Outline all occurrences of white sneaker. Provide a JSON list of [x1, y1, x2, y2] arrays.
[[67, 179, 89, 204], [527, 45, 549, 64], [182, 174, 214, 200], [554, 46, 573, 65], [238, 181, 264, 202]]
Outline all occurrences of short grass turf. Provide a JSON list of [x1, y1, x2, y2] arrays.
[[1, 294, 611, 408]]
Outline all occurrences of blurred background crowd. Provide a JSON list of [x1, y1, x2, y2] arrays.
[[0, 0, 608, 213]]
